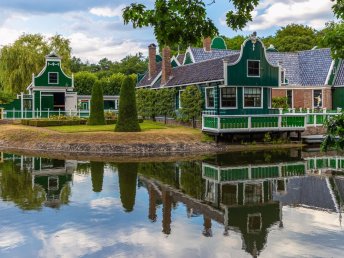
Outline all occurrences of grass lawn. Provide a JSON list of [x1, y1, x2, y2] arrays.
[[48, 120, 169, 133]]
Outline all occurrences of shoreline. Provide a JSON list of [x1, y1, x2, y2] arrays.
[[0, 124, 305, 161]]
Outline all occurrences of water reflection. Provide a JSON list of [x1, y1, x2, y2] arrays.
[[0, 150, 344, 257]]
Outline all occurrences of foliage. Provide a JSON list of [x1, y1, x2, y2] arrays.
[[333, 0, 344, 20], [90, 162, 104, 193], [115, 76, 141, 132], [320, 22, 344, 59], [0, 34, 71, 94], [272, 97, 289, 109], [136, 89, 157, 120], [180, 85, 203, 128], [0, 161, 45, 210], [74, 71, 98, 95], [222, 35, 246, 50], [88, 80, 106, 125], [123, 0, 218, 47], [263, 132, 272, 144], [179, 162, 204, 199], [322, 113, 344, 151], [269, 24, 317, 52], [117, 163, 138, 212], [104, 111, 117, 119], [0, 91, 15, 104], [156, 88, 176, 123], [138, 162, 178, 187]]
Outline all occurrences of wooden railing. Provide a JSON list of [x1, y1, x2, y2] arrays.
[[202, 109, 342, 133]]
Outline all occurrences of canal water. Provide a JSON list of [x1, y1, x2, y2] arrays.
[[0, 149, 344, 258]]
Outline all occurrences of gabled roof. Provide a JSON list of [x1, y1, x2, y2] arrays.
[[334, 60, 344, 86], [190, 47, 239, 63], [164, 54, 240, 87], [274, 177, 337, 212], [137, 62, 162, 87], [267, 48, 332, 86], [176, 54, 185, 65]]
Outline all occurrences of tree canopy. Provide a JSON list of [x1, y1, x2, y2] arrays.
[[123, 0, 218, 47], [0, 34, 72, 94]]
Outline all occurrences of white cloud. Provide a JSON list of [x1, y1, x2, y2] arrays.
[[0, 228, 25, 250], [245, 0, 335, 31], [69, 32, 147, 62], [89, 197, 121, 210], [89, 5, 125, 18]]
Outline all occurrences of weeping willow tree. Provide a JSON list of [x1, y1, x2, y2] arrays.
[[0, 34, 71, 94]]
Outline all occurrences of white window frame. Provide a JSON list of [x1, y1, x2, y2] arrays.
[[281, 69, 286, 85], [178, 89, 185, 109], [312, 89, 323, 108], [247, 60, 260, 78], [243, 87, 263, 109], [286, 89, 293, 108], [48, 72, 59, 84], [220, 86, 237, 109], [205, 87, 215, 109]]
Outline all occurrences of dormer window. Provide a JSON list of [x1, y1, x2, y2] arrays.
[[247, 60, 260, 77], [281, 69, 287, 85], [49, 72, 58, 84]]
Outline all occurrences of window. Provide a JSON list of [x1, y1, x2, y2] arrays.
[[178, 90, 184, 109], [313, 90, 322, 108], [281, 70, 285, 84], [221, 87, 236, 108], [244, 88, 262, 108], [247, 60, 260, 77], [286, 90, 293, 108], [49, 72, 58, 84], [206, 88, 215, 108]]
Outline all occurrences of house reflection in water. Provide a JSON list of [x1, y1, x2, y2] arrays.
[[139, 150, 344, 257], [0, 153, 74, 209]]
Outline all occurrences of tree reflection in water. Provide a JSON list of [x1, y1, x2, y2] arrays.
[[117, 163, 138, 212]]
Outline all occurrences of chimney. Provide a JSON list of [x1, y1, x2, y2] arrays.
[[161, 46, 172, 85], [148, 43, 157, 79], [203, 37, 211, 52]]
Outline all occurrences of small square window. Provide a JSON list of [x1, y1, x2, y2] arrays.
[[49, 73, 58, 84], [248, 61, 260, 77], [244, 87, 262, 108]]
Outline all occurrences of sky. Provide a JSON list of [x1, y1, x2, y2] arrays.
[[0, 0, 336, 63]]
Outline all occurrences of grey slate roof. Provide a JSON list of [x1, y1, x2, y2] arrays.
[[267, 49, 332, 86], [137, 62, 162, 87], [334, 60, 344, 86], [164, 54, 240, 87], [298, 49, 332, 86], [190, 48, 239, 63], [274, 176, 337, 212]]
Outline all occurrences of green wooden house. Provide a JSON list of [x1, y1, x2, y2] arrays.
[[0, 52, 119, 119], [138, 33, 343, 135]]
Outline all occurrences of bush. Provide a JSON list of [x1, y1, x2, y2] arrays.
[[115, 76, 141, 132], [272, 97, 289, 109], [88, 81, 106, 125], [106, 119, 117, 125]]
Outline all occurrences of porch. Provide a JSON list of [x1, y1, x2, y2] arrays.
[[202, 108, 342, 134]]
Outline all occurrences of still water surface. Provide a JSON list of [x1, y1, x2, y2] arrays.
[[0, 149, 344, 258]]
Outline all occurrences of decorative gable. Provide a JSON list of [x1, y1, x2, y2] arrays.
[[33, 52, 73, 88], [226, 33, 280, 87]]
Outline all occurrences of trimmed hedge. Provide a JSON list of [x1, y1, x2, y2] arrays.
[[106, 119, 117, 125], [22, 119, 84, 127]]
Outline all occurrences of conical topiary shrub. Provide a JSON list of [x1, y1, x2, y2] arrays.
[[115, 76, 141, 132], [88, 80, 105, 125]]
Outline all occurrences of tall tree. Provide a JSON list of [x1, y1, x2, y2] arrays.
[[88, 80, 106, 125], [90, 162, 104, 193], [180, 85, 203, 128], [123, 0, 218, 47], [115, 76, 141, 132], [272, 24, 317, 52], [74, 71, 98, 95], [156, 88, 176, 124], [320, 22, 344, 59], [0, 34, 72, 94], [117, 163, 138, 212]]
